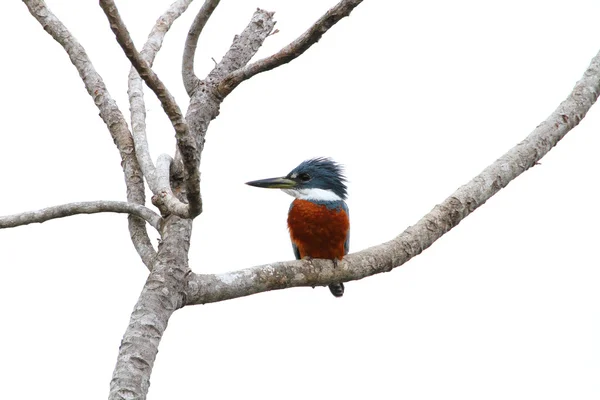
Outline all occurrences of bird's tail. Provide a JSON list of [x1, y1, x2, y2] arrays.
[[328, 283, 344, 297]]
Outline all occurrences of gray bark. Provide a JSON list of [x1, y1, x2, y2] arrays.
[[128, 0, 195, 194], [109, 216, 192, 400], [100, 0, 202, 218], [218, 0, 364, 96], [0, 201, 161, 230], [128, 0, 195, 216], [182, 0, 221, 94]]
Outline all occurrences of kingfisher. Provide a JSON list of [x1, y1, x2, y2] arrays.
[[246, 157, 350, 297]]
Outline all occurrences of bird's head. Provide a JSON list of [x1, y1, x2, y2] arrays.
[[246, 157, 347, 201]]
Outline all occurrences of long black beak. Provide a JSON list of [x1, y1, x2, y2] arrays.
[[245, 176, 297, 189]]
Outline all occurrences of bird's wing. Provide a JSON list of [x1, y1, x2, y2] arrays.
[[292, 241, 301, 260], [342, 201, 350, 255], [289, 202, 302, 259]]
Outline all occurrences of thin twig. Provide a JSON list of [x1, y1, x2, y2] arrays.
[[0, 201, 162, 231], [182, 0, 221, 95], [218, 0, 363, 96], [100, 0, 202, 218], [187, 47, 600, 305]]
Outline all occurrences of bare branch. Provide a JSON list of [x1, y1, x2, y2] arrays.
[[182, 0, 221, 95], [100, 0, 202, 218], [180, 9, 277, 196], [206, 9, 276, 82], [99, 0, 184, 130], [22, 0, 157, 266], [129, 0, 194, 194], [218, 0, 363, 96], [140, 0, 194, 62], [186, 47, 600, 305], [128, 218, 157, 268], [0, 201, 162, 231], [110, 216, 192, 400]]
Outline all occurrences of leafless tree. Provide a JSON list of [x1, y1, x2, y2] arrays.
[[7, 0, 600, 398]]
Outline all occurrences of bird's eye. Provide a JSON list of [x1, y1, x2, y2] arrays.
[[298, 173, 311, 182]]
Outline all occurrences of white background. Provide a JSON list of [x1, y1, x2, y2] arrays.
[[1, 1, 600, 399]]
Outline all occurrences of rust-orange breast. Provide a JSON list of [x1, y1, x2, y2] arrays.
[[287, 199, 349, 260]]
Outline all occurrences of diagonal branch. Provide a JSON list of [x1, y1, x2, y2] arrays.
[[218, 0, 363, 96], [22, 0, 157, 268], [206, 9, 276, 83], [128, 0, 194, 213], [0, 201, 162, 231], [182, 0, 221, 95], [180, 9, 276, 192], [100, 0, 201, 218], [186, 47, 600, 305]]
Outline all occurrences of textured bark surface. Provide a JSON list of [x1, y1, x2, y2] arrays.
[[128, 0, 194, 217], [181, 8, 277, 209], [10, 1, 600, 399], [109, 216, 192, 400], [218, 0, 364, 96], [182, 0, 221, 94], [129, 0, 194, 193], [100, 0, 202, 218]]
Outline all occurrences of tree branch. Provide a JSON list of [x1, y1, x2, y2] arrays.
[[206, 9, 276, 83], [128, 0, 194, 215], [128, 217, 157, 268], [22, 0, 157, 267], [186, 47, 600, 305], [100, 0, 202, 218], [0, 201, 162, 231], [109, 216, 192, 400], [218, 0, 363, 96], [180, 9, 277, 198], [182, 0, 221, 95]]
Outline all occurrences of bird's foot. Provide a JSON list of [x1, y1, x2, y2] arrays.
[[332, 258, 339, 268], [329, 282, 344, 297]]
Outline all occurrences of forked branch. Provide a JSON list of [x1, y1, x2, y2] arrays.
[[0, 201, 162, 230], [100, 0, 201, 218], [218, 0, 364, 96], [182, 0, 221, 94], [128, 0, 194, 210]]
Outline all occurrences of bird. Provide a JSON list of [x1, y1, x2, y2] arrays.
[[246, 157, 349, 297]]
